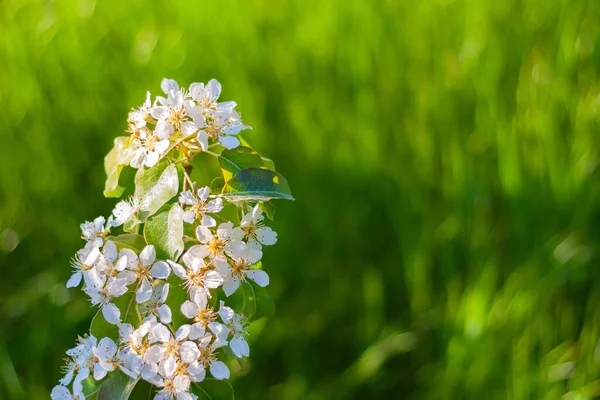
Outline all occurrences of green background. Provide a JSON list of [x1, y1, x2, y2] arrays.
[[2, 0, 600, 398]]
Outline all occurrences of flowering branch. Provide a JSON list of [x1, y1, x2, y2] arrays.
[[52, 78, 293, 400]]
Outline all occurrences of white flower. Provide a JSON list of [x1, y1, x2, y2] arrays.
[[217, 241, 268, 296], [66, 247, 101, 288], [118, 245, 171, 303], [180, 300, 224, 341], [169, 247, 223, 305], [151, 78, 199, 137], [92, 337, 119, 380], [118, 316, 160, 380], [83, 273, 128, 325], [50, 385, 84, 400], [194, 222, 243, 260], [60, 335, 96, 387], [197, 106, 250, 150], [129, 127, 171, 169], [80, 216, 111, 249], [240, 204, 277, 249], [178, 186, 223, 225], [189, 79, 222, 110], [111, 197, 141, 227], [128, 91, 152, 129], [95, 241, 128, 279], [217, 301, 250, 358], [139, 283, 173, 324], [196, 335, 230, 380]]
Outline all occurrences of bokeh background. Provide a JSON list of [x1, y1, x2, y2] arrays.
[[2, 0, 600, 398]]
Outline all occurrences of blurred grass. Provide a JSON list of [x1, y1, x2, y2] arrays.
[[2, 0, 600, 398]]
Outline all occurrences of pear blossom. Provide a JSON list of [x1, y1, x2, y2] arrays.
[[118, 245, 171, 303], [80, 216, 111, 250], [196, 335, 230, 380], [180, 300, 223, 341], [50, 385, 84, 400], [111, 197, 141, 227], [139, 283, 173, 324], [151, 78, 199, 136], [194, 222, 243, 260], [83, 273, 128, 324], [66, 247, 101, 288], [218, 241, 268, 296], [128, 91, 153, 129], [197, 105, 250, 150], [118, 316, 161, 380], [129, 127, 171, 169], [169, 247, 223, 305], [240, 204, 278, 249], [178, 186, 223, 225], [92, 337, 119, 380], [217, 301, 250, 358], [95, 241, 128, 279]]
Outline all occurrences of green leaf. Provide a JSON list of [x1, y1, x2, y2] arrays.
[[192, 379, 235, 400], [223, 168, 294, 202], [258, 201, 276, 221], [143, 203, 184, 260], [134, 161, 179, 221], [104, 136, 131, 198], [96, 372, 139, 400], [108, 234, 146, 252], [219, 146, 264, 182], [90, 291, 139, 339], [164, 274, 189, 327]]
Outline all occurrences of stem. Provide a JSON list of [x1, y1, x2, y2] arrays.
[[182, 164, 194, 192]]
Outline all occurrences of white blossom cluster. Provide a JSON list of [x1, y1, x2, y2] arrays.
[[53, 201, 276, 399], [52, 78, 281, 400], [125, 78, 251, 169]]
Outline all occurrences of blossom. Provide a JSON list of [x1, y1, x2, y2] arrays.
[[151, 78, 199, 137], [118, 316, 160, 380], [217, 241, 268, 296], [128, 91, 152, 129], [118, 245, 171, 303], [217, 301, 250, 358], [139, 283, 173, 324], [196, 335, 230, 380], [194, 222, 243, 260], [111, 197, 141, 227], [50, 385, 84, 400], [95, 241, 128, 279], [92, 337, 119, 380], [66, 247, 101, 288], [180, 300, 223, 341], [178, 186, 223, 225], [196, 105, 250, 150], [129, 127, 171, 169], [80, 216, 111, 250], [169, 247, 223, 305], [83, 272, 128, 324], [240, 204, 277, 249]]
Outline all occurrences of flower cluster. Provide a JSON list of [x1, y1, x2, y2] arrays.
[[125, 79, 250, 169], [52, 78, 290, 400]]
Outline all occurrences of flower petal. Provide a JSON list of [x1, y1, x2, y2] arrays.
[[247, 269, 270, 287], [102, 303, 121, 325], [209, 360, 230, 380]]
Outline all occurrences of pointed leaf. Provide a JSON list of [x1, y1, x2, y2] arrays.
[[134, 161, 179, 221], [223, 168, 294, 202], [143, 203, 184, 260], [219, 146, 264, 182]]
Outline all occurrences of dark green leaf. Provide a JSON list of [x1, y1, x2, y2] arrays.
[[223, 168, 294, 202], [134, 161, 179, 221], [96, 372, 139, 400], [108, 234, 146, 252], [219, 146, 264, 182], [143, 203, 184, 260]]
